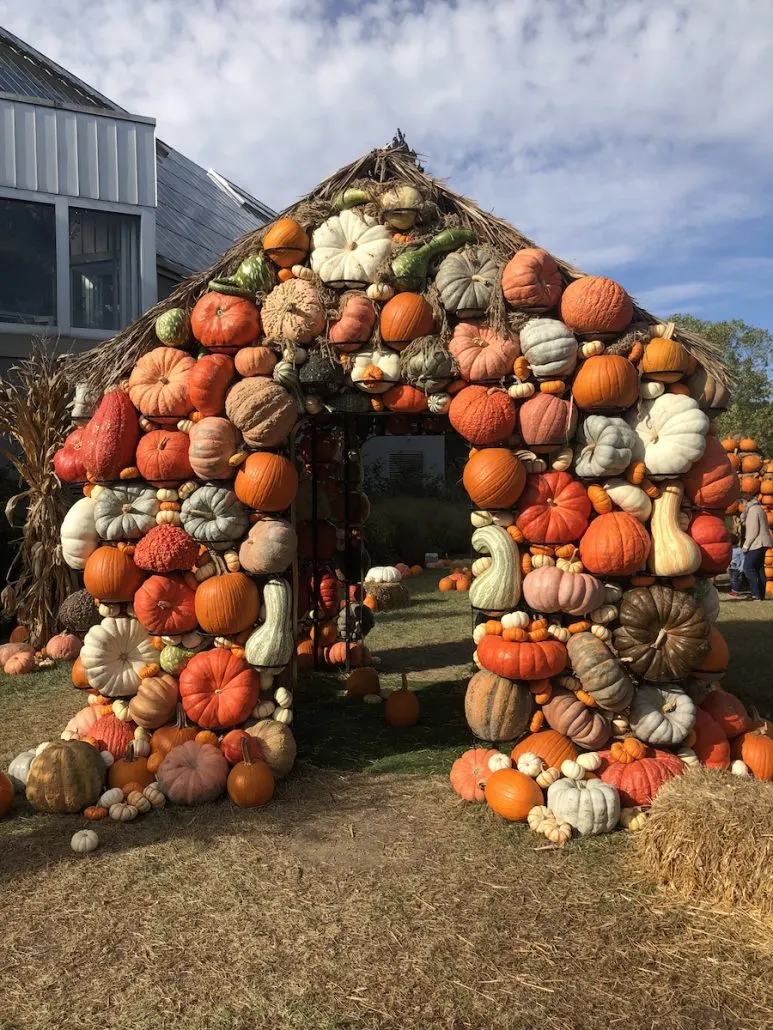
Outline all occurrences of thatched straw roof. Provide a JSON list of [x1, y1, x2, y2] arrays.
[[69, 136, 729, 391]]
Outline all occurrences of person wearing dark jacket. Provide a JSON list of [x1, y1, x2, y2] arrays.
[[741, 494, 773, 600]]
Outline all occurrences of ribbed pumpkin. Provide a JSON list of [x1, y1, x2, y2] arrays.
[[87, 713, 136, 760], [691, 706, 731, 769], [194, 573, 260, 635], [234, 452, 298, 511], [133, 574, 197, 635], [225, 378, 297, 448], [517, 393, 578, 452], [571, 355, 639, 412], [515, 471, 591, 544], [128, 347, 194, 422], [450, 748, 500, 802], [179, 650, 260, 730], [191, 293, 261, 350], [449, 323, 520, 382], [501, 247, 563, 310], [511, 729, 577, 769], [136, 430, 194, 486], [156, 741, 230, 804], [188, 417, 241, 480], [689, 514, 732, 574], [25, 740, 104, 814], [83, 547, 145, 602], [464, 670, 533, 741], [128, 674, 180, 729], [81, 389, 139, 481], [598, 747, 684, 807], [542, 690, 611, 750], [476, 634, 567, 681], [559, 276, 633, 334], [187, 353, 234, 416], [681, 435, 740, 511], [449, 387, 515, 445], [640, 338, 689, 382], [380, 293, 434, 348], [234, 346, 277, 377], [462, 448, 526, 508], [579, 512, 651, 576]]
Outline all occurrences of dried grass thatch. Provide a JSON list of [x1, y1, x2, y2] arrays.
[[0, 341, 77, 645], [633, 769, 773, 920], [67, 136, 729, 392]]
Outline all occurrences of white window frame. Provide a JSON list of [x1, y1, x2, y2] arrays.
[[0, 183, 156, 341]]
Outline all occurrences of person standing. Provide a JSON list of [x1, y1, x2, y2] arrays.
[[741, 493, 773, 600], [727, 540, 746, 598]]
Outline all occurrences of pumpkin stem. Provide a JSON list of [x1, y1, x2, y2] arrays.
[[654, 628, 668, 649], [401, 672, 408, 692], [241, 737, 255, 766]]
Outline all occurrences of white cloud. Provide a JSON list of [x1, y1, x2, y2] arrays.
[[4, 0, 773, 319]]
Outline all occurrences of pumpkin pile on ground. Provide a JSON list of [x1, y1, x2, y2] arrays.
[[4, 143, 747, 832], [723, 438, 773, 597]]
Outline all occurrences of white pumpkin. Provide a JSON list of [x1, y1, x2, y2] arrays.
[[629, 686, 696, 746], [349, 349, 401, 394], [574, 416, 637, 479], [180, 485, 248, 545], [639, 380, 665, 400], [427, 392, 451, 415], [80, 618, 156, 698], [548, 778, 620, 836], [576, 752, 602, 772], [627, 394, 709, 476], [435, 246, 498, 318], [602, 478, 652, 522], [310, 210, 391, 287], [731, 760, 751, 777], [94, 485, 159, 541], [516, 752, 545, 777], [71, 829, 99, 854], [487, 753, 513, 772], [7, 747, 37, 792], [99, 787, 125, 807], [365, 566, 402, 584], [676, 747, 700, 768], [60, 497, 98, 570], [519, 319, 578, 379], [470, 510, 514, 528]]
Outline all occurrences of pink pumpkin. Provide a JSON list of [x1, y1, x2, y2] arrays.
[[46, 633, 83, 661], [156, 741, 229, 805]]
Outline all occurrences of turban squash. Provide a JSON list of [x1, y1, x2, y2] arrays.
[[515, 471, 591, 544], [612, 584, 710, 682]]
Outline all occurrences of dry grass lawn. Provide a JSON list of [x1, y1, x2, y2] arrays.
[[1, 574, 773, 1029]]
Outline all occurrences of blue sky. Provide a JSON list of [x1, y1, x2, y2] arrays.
[[5, 0, 773, 329]]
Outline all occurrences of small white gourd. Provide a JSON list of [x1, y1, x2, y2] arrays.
[[576, 752, 602, 772], [560, 759, 586, 781], [527, 805, 554, 832], [472, 624, 487, 645], [676, 747, 700, 768], [548, 624, 571, 643], [619, 807, 648, 832], [143, 784, 166, 809], [536, 766, 562, 789], [273, 707, 293, 725], [274, 686, 293, 709], [471, 557, 492, 576], [71, 829, 99, 854], [253, 699, 276, 719], [109, 802, 138, 822], [99, 787, 125, 807], [112, 699, 132, 722], [126, 790, 152, 814], [590, 624, 612, 642], [101, 751, 115, 768], [590, 604, 618, 625], [501, 611, 530, 630], [487, 753, 512, 773], [516, 752, 545, 777], [731, 760, 750, 777], [551, 447, 573, 472]]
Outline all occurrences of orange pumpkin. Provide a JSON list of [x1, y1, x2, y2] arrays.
[[384, 686, 420, 727], [234, 452, 299, 511], [739, 437, 758, 452], [500, 248, 562, 311], [438, 576, 456, 592], [83, 547, 145, 602], [345, 667, 380, 698], [732, 726, 773, 780], [379, 293, 434, 349], [484, 768, 543, 821], [191, 293, 261, 351], [449, 323, 520, 382], [107, 743, 155, 790], [449, 386, 515, 445], [136, 430, 194, 486], [578, 512, 651, 576], [700, 687, 751, 738], [262, 217, 310, 268], [0, 772, 14, 819], [571, 354, 639, 412], [559, 276, 633, 334], [640, 338, 689, 383], [692, 626, 730, 679], [462, 448, 526, 509], [187, 353, 234, 416], [741, 453, 763, 473], [511, 729, 578, 769], [194, 573, 260, 635], [382, 384, 428, 413], [71, 656, 90, 690], [128, 347, 194, 422], [233, 346, 277, 377], [329, 293, 377, 351], [449, 747, 500, 802]]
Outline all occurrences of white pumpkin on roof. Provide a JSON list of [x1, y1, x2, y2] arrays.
[[627, 393, 709, 476], [349, 349, 401, 394], [311, 210, 392, 288]]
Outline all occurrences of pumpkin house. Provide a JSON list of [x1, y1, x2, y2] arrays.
[[6, 136, 765, 833]]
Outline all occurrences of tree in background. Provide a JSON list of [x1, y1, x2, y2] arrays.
[[671, 315, 773, 455]]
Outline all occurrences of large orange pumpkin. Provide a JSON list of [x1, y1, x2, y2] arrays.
[[191, 293, 261, 351], [449, 747, 500, 802], [500, 248, 563, 311], [515, 471, 591, 544], [133, 574, 197, 635], [681, 435, 740, 511], [187, 353, 234, 416], [462, 448, 526, 508], [484, 768, 543, 821], [382, 384, 429, 414], [234, 452, 299, 511], [476, 634, 567, 681], [379, 293, 434, 348], [579, 512, 651, 576], [692, 627, 730, 679], [194, 573, 260, 635], [571, 354, 639, 412], [691, 707, 730, 769], [179, 650, 260, 731], [449, 386, 515, 444], [136, 430, 194, 486], [700, 686, 749, 738], [83, 547, 145, 602], [731, 726, 773, 780], [559, 276, 633, 334], [128, 347, 194, 422], [640, 338, 689, 382]]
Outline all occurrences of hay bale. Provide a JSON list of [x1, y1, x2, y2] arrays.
[[364, 582, 410, 610], [633, 769, 773, 917]]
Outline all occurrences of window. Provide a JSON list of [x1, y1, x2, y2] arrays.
[[0, 198, 56, 326], [70, 208, 140, 331], [157, 270, 181, 302], [389, 452, 424, 482]]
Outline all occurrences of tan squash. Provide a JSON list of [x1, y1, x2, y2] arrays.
[[647, 480, 701, 578]]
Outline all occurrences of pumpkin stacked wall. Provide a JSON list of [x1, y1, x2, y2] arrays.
[[6, 142, 753, 836]]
